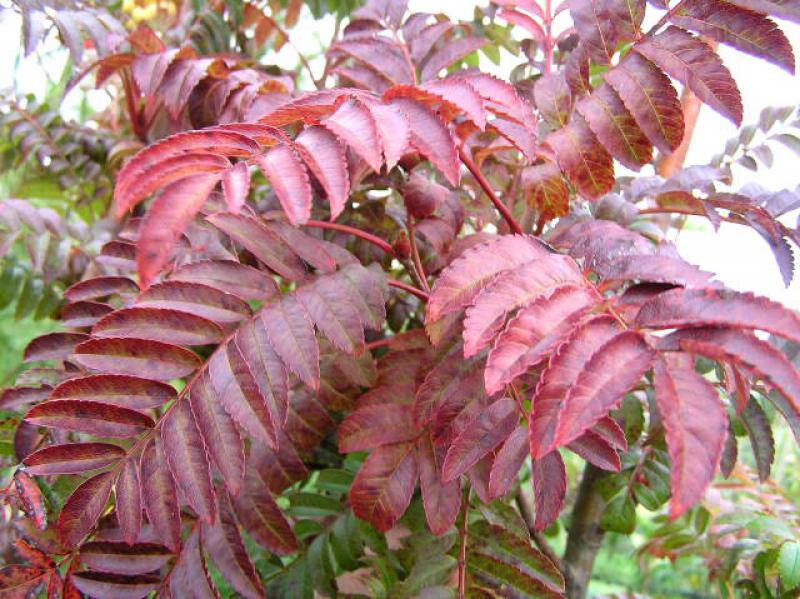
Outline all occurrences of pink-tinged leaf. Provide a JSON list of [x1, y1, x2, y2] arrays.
[[570, 0, 625, 63], [567, 430, 621, 471], [392, 98, 460, 185], [205, 213, 306, 281], [232, 470, 297, 555], [521, 162, 570, 221], [92, 307, 224, 346], [595, 254, 713, 287], [255, 144, 312, 225], [25, 400, 154, 438], [263, 219, 337, 274], [463, 255, 583, 357], [670, 0, 794, 73], [427, 235, 550, 323], [335, 65, 392, 92], [115, 130, 257, 217], [202, 493, 261, 599], [250, 431, 308, 494], [23, 443, 124, 475], [70, 572, 160, 599], [297, 278, 364, 355], [545, 115, 614, 200], [72, 338, 200, 380], [208, 341, 279, 449], [0, 386, 49, 411], [189, 373, 245, 497], [551, 331, 654, 450], [534, 73, 573, 128], [530, 316, 622, 458], [132, 48, 181, 97], [499, 8, 546, 44], [488, 426, 529, 499], [138, 280, 252, 325], [335, 263, 389, 331], [140, 438, 182, 552], [64, 276, 139, 303], [50, 375, 175, 410], [725, 0, 800, 23], [489, 117, 539, 162], [605, 52, 684, 153], [222, 161, 251, 213], [485, 286, 597, 395], [260, 296, 319, 390], [350, 442, 418, 532], [635, 287, 800, 343], [170, 260, 278, 302], [116, 458, 142, 546], [294, 127, 350, 219], [420, 36, 486, 81], [442, 398, 519, 481], [414, 350, 486, 428], [61, 301, 114, 329], [80, 542, 171, 575], [338, 404, 416, 453], [323, 98, 383, 173], [24, 332, 88, 363], [136, 172, 221, 288], [661, 327, 800, 442], [13, 471, 46, 530], [161, 400, 216, 524], [530, 451, 567, 530], [635, 28, 743, 125], [57, 471, 114, 546], [420, 78, 487, 129], [169, 526, 217, 598], [332, 38, 415, 85], [417, 434, 461, 536], [364, 98, 411, 171], [0, 566, 46, 597], [577, 83, 654, 169], [653, 354, 727, 518], [460, 72, 536, 129], [592, 416, 628, 451]]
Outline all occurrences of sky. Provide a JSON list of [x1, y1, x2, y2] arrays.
[[0, 2, 798, 307]]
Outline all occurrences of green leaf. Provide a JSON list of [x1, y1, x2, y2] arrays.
[[600, 494, 636, 534], [307, 533, 336, 596], [286, 492, 342, 517], [316, 469, 353, 495], [780, 541, 800, 590]]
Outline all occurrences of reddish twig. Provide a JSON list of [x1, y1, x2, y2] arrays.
[[406, 218, 431, 293], [388, 279, 429, 302], [459, 148, 524, 235], [305, 220, 395, 256]]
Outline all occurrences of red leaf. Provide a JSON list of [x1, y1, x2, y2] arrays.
[[0, 566, 47, 597], [530, 451, 567, 531], [136, 172, 221, 288], [14, 471, 47, 530], [72, 338, 201, 380], [294, 126, 350, 220], [635, 287, 800, 343], [534, 73, 573, 128], [545, 114, 614, 199], [170, 260, 278, 301], [61, 301, 114, 328], [221, 161, 251, 213], [297, 276, 365, 355], [485, 285, 597, 395], [168, 526, 217, 598], [50, 375, 176, 410], [69, 572, 160, 599], [462, 255, 583, 357], [670, 0, 794, 73], [25, 400, 154, 438], [550, 331, 654, 450], [521, 161, 570, 222], [460, 72, 536, 129], [116, 457, 142, 546], [338, 404, 416, 453], [392, 98, 460, 185], [725, 0, 800, 22], [80, 542, 171, 575], [442, 398, 519, 481], [232, 470, 297, 555], [140, 438, 181, 552], [417, 434, 461, 536], [567, 430, 621, 471], [570, 0, 626, 63], [595, 254, 713, 287], [202, 493, 261, 599], [419, 36, 486, 81], [332, 38, 415, 85], [635, 28, 743, 125], [350, 442, 418, 532], [250, 431, 308, 494], [365, 98, 410, 170], [138, 280, 252, 325], [323, 98, 383, 173], [605, 52, 684, 153], [64, 276, 139, 303], [260, 296, 319, 390], [161, 400, 216, 524], [414, 350, 486, 428], [427, 235, 550, 323], [488, 426, 529, 499], [421, 78, 487, 129], [24, 333, 88, 363], [23, 443, 124, 475], [653, 354, 727, 518], [189, 373, 245, 497], [92, 307, 224, 346], [57, 471, 114, 546], [499, 8, 546, 44], [255, 144, 313, 225]]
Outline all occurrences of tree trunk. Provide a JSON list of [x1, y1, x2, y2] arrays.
[[562, 464, 607, 599]]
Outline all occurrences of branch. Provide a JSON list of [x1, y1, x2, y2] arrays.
[[406, 218, 431, 293], [388, 279, 429, 302], [515, 488, 564, 573], [457, 490, 470, 599], [304, 220, 395, 256], [458, 148, 524, 235]]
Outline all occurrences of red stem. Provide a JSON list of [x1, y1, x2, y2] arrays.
[[458, 148, 524, 235], [305, 220, 395, 256], [388, 279, 429, 302], [544, 0, 554, 73]]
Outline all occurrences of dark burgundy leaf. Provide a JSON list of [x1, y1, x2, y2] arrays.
[[232, 470, 297, 555], [58, 471, 114, 546], [116, 457, 142, 546], [24, 333, 88, 363], [417, 434, 461, 536], [339, 404, 416, 453], [80, 542, 171, 575], [23, 443, 124, 475], [72, 338, 201, 380], [137, 280, 252, 325], [25, 400, 154, 438], [530, 451, 567, 531], [64, 277, 139, 303], [92, 307, 224, 346], [70, 572, 160, 599], [170, 260, 278, 301], [140, 438, 182, 552], [488, 426, 529, 499], [14, 470, 47, 530], [50, 375, 175, 410]]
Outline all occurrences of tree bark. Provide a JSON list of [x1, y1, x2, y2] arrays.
[[562, 464, 607, 599]]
